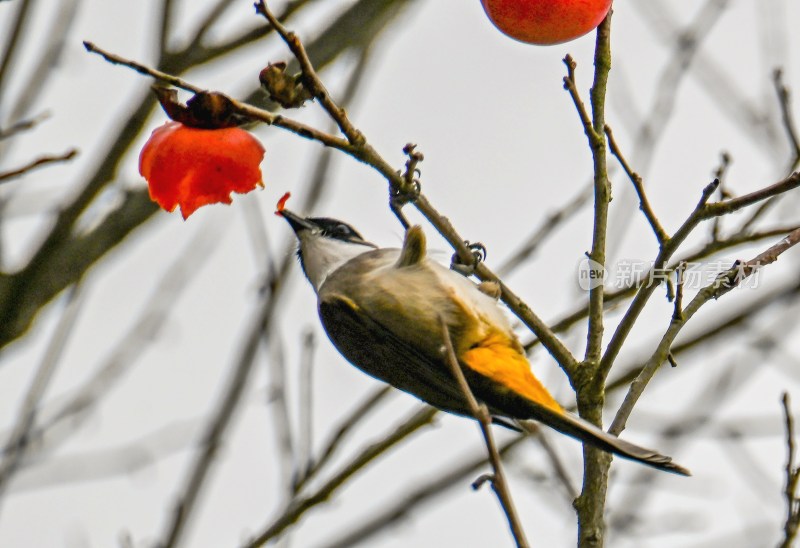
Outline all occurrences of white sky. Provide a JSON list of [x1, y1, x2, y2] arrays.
[[1, 1, 800, 547]]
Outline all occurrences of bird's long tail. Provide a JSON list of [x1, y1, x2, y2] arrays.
[[517, 410, 690, 476]]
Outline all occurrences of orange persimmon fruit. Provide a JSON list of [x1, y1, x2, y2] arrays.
[[139, 121, 266, 219], [480, 0, 612, 45]]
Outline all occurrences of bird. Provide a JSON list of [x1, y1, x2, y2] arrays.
[[278, 207, 689, 476]]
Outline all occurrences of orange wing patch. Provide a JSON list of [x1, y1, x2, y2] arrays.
[[461, 331, 564, 415]]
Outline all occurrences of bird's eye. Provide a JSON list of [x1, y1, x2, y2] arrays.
[[333, 224, 351, 236]]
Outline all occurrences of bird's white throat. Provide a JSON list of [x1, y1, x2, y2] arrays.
[[298, 232, 374, 292]]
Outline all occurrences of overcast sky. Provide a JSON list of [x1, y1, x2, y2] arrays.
[[2, 1, 800, 547]]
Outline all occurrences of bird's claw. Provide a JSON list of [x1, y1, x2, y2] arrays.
[[451, 241, 487, 276]]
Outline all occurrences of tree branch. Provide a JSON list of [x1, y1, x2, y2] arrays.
[[245, 406, 438, 547], [439, 318, 529, 548], [574, 12, 614, 548], [779, 392, 800, 548], [609, 228, 800, 436], [0, 149, 78, 184], [605, 123, 668, 245]]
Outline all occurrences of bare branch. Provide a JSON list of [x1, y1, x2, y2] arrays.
[[156, 290, 278, 548], [562, 55, 600, 145], [574, 13, 614, 546], [610, 228, 800, 436], [0, 221, 223, 473], [605, 124, 668, 245], [597, 170, 800, 386], [319, 435, 528, 548], [293, 386, 393, 493], [779, 392, 800, 548], [256, 0, 365, 145], [497, 184, 591, 277], [83, 41, 204, 94], [0, 0, 35, 112], [158, 0, 176, 55], [0, 283, 84, 509], [0, 149, 78, 184], [0, 111, 49, 141], [773, 68, 800, 172], [439, 318, 529, 548], [7, 0, 81, 124], [295, 329, 316, 488], [245, 406, 438, 547]]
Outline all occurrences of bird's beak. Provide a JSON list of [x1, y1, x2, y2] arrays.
[[279, 208, 317, 235]]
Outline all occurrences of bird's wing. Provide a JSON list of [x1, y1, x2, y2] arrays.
[[318, 291, 475, 417]]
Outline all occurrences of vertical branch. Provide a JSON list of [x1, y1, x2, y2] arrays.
[[575, 12, 614, 548], [0, 283, 84, 511], [779, 392, 800, 548], [773, 69, 800, 172], [158, 0, 176, 55], [583, 10, 613, 370], [265, 331, 296, 492], [0, 0, 36, 115], [604, 124, 669, 245], [157, 291, 280, 548], [295, 329, 316, 485], [439, 318, 529, 548], [7, 0, 81, 124]]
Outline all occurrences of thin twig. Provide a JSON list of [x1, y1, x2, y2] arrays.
[[0, 283, 84, 511], [779, 392, 800, 548], [609, 228, 800, 436], [0, 149, 78, 183], [245, 406, 438, 547], [255, 0, 365, 145], [0, 111, 49, 141], [84, 41, 352, 151], [293, 386, 393, 493], [562, 55, 599, 144], [608, 0, 733, 251], [318, 435, 528, 548], [597, 171, 800, 385], [7, 0, 81, 124], [774, 69, 800, 172], [156, 288, 279, 548], [605, 124, 668, 245], [439, 318, 529, 548], [158, 0, 176, 55], [83, 41, 204, 93], [524, 223, 800, 352], [0, 0, 35, 112], [710, 152, 732, 241], [265, 330, 296, 493], [497, 184, 591, 277], [295, 329, 316, 487], [705, 172, 800, 218], [672, 262, 686, 322]]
